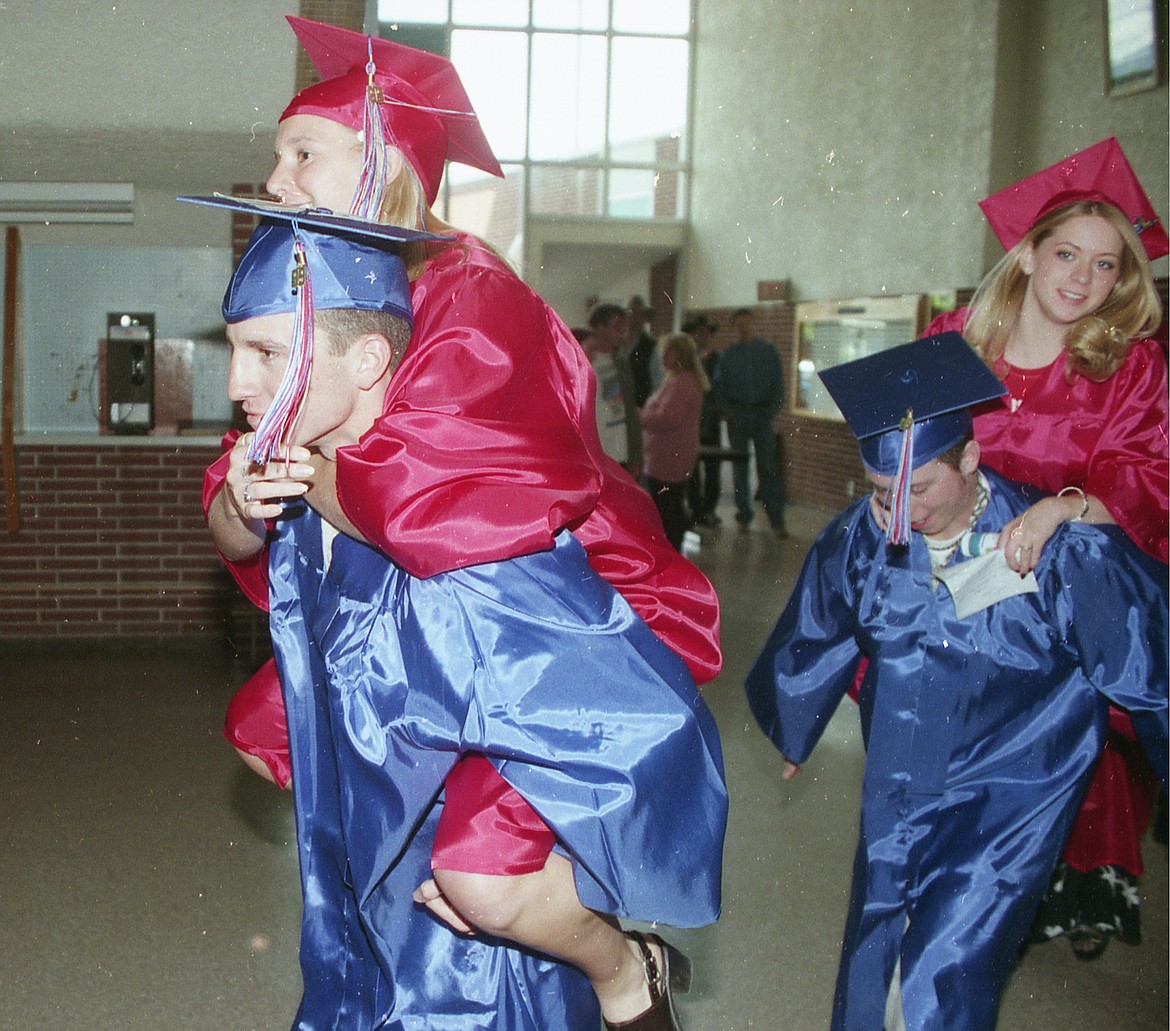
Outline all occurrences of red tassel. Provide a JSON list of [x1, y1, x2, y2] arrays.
[[884, 410, 914, 545], [246, 239, 314, 465]]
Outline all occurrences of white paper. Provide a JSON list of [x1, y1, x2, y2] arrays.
[[934, 549, 1038, 619]]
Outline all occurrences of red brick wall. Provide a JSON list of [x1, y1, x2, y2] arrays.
[[0, 442, 257, 643]]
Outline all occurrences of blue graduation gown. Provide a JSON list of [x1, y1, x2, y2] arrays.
[[269, 503, 727, 1030], [745, 470, 1168, 1031]]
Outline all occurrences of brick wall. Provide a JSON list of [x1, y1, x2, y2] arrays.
[[0, 442, 264, 646]]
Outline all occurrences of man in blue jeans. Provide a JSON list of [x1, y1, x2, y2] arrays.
[[714, 308, 787, 536]]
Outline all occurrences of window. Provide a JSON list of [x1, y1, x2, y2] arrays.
[[792, 295, 929, 419], [376, 0, 693, 254], [1104, 0, 1163, 96]]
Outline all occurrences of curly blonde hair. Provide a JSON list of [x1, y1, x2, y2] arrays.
[[963, 201, 1163, 382]]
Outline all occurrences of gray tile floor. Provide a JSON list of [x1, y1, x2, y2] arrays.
[[1, 501, 1165, 1029]]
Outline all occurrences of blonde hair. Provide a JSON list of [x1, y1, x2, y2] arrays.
[[660, 332, 711, 392], [372, 143, 518, 282], [963, 201, 1163, 382], [374, 158, 445, 280]]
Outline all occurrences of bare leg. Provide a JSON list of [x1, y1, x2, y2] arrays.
[[234, 746, 286, 787], [414, 853, 658, 1024]]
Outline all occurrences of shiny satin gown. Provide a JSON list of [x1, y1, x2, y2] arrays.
[[745, 470, 1168, 1031], [270, 504, 727, 1030]]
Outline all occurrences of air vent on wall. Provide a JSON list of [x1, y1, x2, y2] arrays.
[[0, 182, 134, 224]]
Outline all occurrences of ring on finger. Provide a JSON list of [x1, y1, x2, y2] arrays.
[[243, 484, 254, 505]]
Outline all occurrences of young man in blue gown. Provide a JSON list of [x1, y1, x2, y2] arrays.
[[746, 334, 1168, 1031]]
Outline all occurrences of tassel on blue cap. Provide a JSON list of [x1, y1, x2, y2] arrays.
[[815, 333, 1010, 547], [883, 409, 915, 545], [246, 237, 315, 466]]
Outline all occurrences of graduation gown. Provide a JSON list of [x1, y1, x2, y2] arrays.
[[926, 309, 1169, 880], [271, 504, 726, 1029], [745, 470, 1168, 1031]]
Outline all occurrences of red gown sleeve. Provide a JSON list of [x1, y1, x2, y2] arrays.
[[202, 430, 270, 611], [1075, 341, 1169, 562], [922, 309, 969, 338]]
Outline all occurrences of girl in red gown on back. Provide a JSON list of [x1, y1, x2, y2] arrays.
[[925, 137, 1167, 960]]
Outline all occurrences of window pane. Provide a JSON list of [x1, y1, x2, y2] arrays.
[[528, 165, 605, 217], [607, 167, 684, 219], [377, 0, 449, 25], [607, 168, 652, 218], [447, 163, 525, 263], [451, 30, 529, 163], [452, 0, 529, 28], [529, 33, 607, 161], [608, 38, 688, 156], [533, 0, 608, 31], [612, 0, 691, 35]]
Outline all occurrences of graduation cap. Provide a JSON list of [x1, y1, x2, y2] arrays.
[[979, 136, 1167, 261], [280, 16, 504, 212], [818, 332, 1007, 544], [180, 194, 443, 464]]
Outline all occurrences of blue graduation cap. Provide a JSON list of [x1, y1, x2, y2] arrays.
[[818, 332, 1006, 543], [178, 194, 447, 464]]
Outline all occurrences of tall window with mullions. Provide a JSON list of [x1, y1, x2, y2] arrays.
[[376, 0, 693, 261]]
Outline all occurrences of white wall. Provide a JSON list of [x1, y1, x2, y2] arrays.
[[684, 0, 1167, 308], [20, 245, 232, 433]]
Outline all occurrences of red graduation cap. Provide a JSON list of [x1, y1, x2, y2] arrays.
[[979, 137, 1167, 261], [281, 15, 503, 207]]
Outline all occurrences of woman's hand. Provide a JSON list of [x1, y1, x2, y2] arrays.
[[227, 435, 315, 521], [209, 434, 315, 561], [997, 494, 1081, 575]]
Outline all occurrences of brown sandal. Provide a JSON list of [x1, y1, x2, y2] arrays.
[[603, 931, 692, 1031]]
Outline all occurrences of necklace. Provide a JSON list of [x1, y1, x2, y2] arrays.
[[924, 474, 990, 574]]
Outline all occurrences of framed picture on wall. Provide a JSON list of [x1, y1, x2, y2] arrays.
[[1104, 0, 1164, 97], [791, 295, 928, 420]]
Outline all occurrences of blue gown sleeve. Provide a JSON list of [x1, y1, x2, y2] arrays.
[[1048, 525, 1170, 783], [745, 513, 864, 763]]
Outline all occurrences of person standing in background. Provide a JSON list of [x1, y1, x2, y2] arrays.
[[626, 295, 659, 407], [714, 308, 787, 536], [588, 303, 644, 479], [641, 332, 709, 550], [684, 315, 724, 527]]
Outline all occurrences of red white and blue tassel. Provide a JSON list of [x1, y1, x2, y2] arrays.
[[246, 238, 314, 466], [883, 409, 914, 545], [350, 39, 389, 221]]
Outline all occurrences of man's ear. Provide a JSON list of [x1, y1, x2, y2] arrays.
[[354, 333, 395, 390], [959, 438, 981, 475]]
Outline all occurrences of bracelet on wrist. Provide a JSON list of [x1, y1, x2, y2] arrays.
[[1057, 485, 1089, 522]]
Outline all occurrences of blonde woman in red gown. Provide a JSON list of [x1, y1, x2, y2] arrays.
[[925, 137, 1167, 960]]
